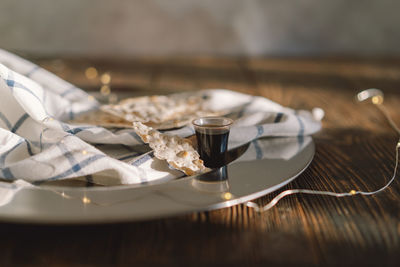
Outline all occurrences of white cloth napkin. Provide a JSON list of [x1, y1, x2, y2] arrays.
[[0, 49, 323, 186]]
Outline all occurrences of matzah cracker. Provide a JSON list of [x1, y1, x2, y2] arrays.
[[100, 93, 223, 129], [132, 121, 206, 176]]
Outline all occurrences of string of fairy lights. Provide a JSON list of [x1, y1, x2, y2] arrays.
[[42, 67, 400, 212], [246, 88, 400, 212]]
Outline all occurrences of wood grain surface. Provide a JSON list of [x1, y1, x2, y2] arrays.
[[1, 57, 400, 266]]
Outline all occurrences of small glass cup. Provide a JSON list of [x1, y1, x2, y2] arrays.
[[192, 117, 233, 168]]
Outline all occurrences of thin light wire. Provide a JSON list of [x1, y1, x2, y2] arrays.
[[376, 104, 400, 135], [246, 89, 400, 212]]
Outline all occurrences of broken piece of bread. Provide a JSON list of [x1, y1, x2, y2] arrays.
[[132, 121, 206, 176]]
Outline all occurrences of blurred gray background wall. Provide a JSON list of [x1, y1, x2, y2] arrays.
[[1, 0, 399, 57]]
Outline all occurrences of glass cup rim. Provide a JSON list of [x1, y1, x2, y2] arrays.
[[192, 116, 234, 128]]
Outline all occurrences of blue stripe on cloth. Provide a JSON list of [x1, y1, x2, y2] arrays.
[[0, 111, 12, 129], [295, 115, 305, 146], [1, 168, 14, 179], [0, 139, 24, 165], [39, 131, 44, 152], [67, 126, 98, 135], [5, 78, 15, 88], [274, 112, 284, 123], [57, 143, 78, 167], [131, 152, 154, 167], [11, 113, 29, 133], [35, 154, 106, 183], [0, 138, 33, 165], [256, 125, 264, 138], [26, 65, 39, 77], [30, 140, 52, 150], [24, 139, 34, 156], [62, 125, 100, 135], [252, 140, 263, 160], [4, 71, 47, 115], [5, 79, 45, 106]]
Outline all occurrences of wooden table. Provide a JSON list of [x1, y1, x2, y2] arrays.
[[1, 57, 400, 266]]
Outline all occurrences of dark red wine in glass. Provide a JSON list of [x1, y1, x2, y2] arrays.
[[193, 117, 233, 168]]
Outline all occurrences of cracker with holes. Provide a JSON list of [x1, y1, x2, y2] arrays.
[[72, 92, 224, 130], [132, 121, 206, 176], [99, 93, 223, 129]]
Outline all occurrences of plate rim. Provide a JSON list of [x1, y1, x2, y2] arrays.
[[0, 138, 315, 224]]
